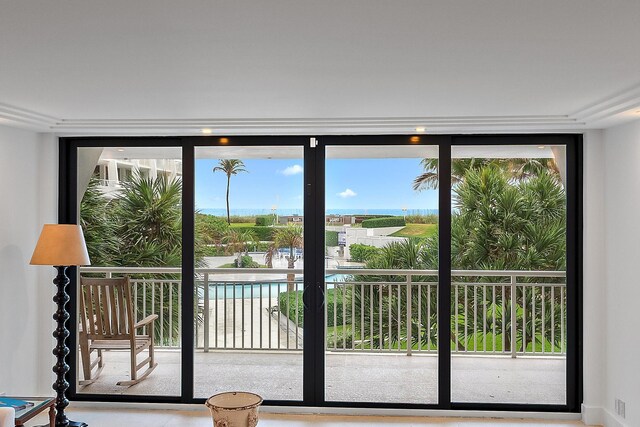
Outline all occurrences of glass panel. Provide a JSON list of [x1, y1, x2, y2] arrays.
[[450, 144, 567, 405], [324, 144, 439, 404], [193, 145, 304, 401], [76, 146, 183, 396]]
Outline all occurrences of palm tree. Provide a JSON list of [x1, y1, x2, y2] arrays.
[[113, 173, 183, 266], [80, 177, 119, 265], [352, 165, 566, 352], [213, 159, 248, 224], [412, 157, 561, 191], [265, 225, 303, 291]]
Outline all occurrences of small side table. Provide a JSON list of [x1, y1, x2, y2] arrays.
[[12, 397, 55, 427]]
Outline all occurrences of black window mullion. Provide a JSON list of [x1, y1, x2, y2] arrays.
[[181, 139, 195, 402], [438, 139, 452, 408], [565, 136, 583, 411], [303, 137, 326, 406]]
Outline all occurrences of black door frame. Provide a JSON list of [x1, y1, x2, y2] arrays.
[[60, 134, 582, 413]]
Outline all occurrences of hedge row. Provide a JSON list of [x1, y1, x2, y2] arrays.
[[255, 214, 277, 226], [325, 230, 339, 246], [349, 243, 381, 262], [230, 226, 275, 241], [361, 216, 406, 228]]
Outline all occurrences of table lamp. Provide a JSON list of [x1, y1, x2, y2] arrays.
[[31, 224, 91, 427]]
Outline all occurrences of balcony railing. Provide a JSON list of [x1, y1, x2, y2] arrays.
[[79, 267, 566, 357]]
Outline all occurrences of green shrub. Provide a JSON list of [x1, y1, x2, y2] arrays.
[[255, 214, 277, 226], [361, 216, 406, 228], [325, 230, 339, 246], [326, 327, 354, 348], [279, 288, 345, 327], [353, 214, 392, 224], [246, 241, 271, 252], [196, 213, 230, 244], [234, 255, 260, 268], [231, 226, 274, 241], [349, 244, 381, 262], [201, 245, 227, 256]]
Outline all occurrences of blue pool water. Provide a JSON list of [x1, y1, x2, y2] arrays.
[[200, 274, 347, 300]]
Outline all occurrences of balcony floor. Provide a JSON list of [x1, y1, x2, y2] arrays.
[[78, 350, 565, 405]]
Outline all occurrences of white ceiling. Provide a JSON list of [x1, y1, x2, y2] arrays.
[[1, 0, 640, 135]]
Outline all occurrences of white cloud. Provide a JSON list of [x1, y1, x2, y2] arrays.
[[338, 188, 357, 198], [280, 164, 303, 176]]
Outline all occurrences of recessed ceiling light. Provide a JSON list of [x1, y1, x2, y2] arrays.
[[201, 128, 212, 134], [538, 146, 545, 149], [117, 148, 125, 152], [415, 127, 426, 133]]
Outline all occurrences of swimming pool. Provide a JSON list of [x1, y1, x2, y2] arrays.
[[199, 274, 348, 300]]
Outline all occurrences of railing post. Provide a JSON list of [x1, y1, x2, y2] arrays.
[[204, 273, 210, 352], [406, 275, 412, 356], [510, 275, 517, 359]]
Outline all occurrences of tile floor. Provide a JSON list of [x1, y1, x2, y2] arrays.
[[26, 408, 594, 427]]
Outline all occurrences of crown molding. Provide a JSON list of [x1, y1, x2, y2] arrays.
[[49, 115, 584, 135], [4, 82, 640, 134], [0, 102, 59, 129], [570, 81, 640, 123]]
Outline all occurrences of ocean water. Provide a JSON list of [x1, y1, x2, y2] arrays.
[[199, 208, 439, 217]]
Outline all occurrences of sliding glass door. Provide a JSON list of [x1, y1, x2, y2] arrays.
[[448, 144, 568, 405], [74, 144, 183, 397], [62, 135, 581, 412], [323, 144, 439, 404], [192, 144, 305, 401]]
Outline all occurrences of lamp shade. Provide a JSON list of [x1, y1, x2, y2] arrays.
[[30, 224, 91, 266]]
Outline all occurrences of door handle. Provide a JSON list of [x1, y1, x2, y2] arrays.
[[316, 282, 325, 313], [302, 282, 325, 313]]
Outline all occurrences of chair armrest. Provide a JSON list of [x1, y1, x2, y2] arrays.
[[134, 314, 159, 329]]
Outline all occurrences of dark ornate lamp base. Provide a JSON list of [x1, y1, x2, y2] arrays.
[[53, 266, 87, 427]]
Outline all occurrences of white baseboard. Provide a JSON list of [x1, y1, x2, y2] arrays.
[[69, 400, 582, 421], [602, 408, 626, 427], [582, 404, 604, 426]]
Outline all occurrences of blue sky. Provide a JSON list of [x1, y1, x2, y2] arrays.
[[195, 158, 438, 212]]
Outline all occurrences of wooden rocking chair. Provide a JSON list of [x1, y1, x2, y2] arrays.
[[79, 276, 158, 386]]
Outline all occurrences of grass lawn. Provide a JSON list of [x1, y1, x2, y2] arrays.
[[229, 222, 256, 228], [390, 223, 437, 238]]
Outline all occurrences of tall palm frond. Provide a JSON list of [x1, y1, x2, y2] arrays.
[[213, 159, 248, 224]]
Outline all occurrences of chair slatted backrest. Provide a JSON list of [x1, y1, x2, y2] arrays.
[[80, 277, 135, 340]]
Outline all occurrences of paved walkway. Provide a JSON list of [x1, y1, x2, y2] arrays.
[[78, 351, 566, 405]]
